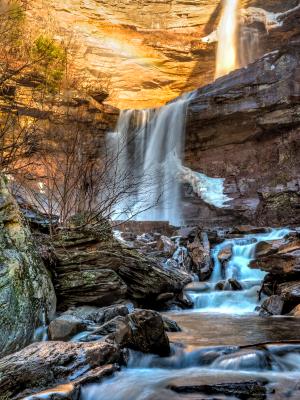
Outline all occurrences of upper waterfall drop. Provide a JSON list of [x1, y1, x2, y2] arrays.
[[215, 0, 240, 79]]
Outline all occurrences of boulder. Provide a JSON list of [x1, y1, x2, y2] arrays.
[[288, 304, 300, 316], [23, 365, 117, 400], [56, 268, 127, 309], [114, 309, 170, 357], [0, 177, 56, 357], [87, 309, 170, 357], [255, 240, 287, 258], [215, 279, 242, 291], [48, 315, 86, 341], [62, 304, 129, 325], [250, 237, 300, 277], [217, 245, 233, 263], [228, 279, 243, 291], [116, 248, 192, 308], [276, 281, 300, 304], [162, 316, 181, 332], [169, 380, 267, 399], [187, 232, 212, 280], [0, 340, 121, 399], [215, 280, 226, 291], [52, 229, 191, 310], [156, 235, 176, 257], [259, 295, 284, 316]]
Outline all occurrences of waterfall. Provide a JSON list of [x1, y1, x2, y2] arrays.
[[108, 94, 230, 225], [188, 229, 290, 314], [239, 26, 261, 68], [215, 0, 240, 79]]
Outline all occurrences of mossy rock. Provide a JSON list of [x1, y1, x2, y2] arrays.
[[0, 177, 56, 357]]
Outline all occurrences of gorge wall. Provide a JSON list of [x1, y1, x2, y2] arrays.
[[21, 0, 300, 228], [184, 25, 300, 227], [26, 0, 299, 109]]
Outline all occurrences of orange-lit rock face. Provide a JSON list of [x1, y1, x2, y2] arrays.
[[26, 0, 298, 109]]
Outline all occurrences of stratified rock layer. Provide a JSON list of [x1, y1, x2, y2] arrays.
[[26, 0, 298, 108], [185, 40, 300, 227], [0, 177, 56, 358], [0, 341, 120, 399], [51, 226, 191, 310]]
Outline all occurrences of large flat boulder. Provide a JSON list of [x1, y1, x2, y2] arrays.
[[0, 340, 121, 399], [52, 229, 191, 310], [0, 177, 56, 357], [250, 237, 300, 276], [56, 268, 127, 309]]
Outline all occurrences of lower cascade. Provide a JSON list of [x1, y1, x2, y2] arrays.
[[80, 228, 300, 400], [188, 228, 290, 314]]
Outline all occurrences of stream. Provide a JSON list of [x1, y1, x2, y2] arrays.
[[81, 228, 300, 400]]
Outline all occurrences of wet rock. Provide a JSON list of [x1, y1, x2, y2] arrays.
[[0, 177, 56, 358], [23, 365, 117, 400], [91, 315, 127, 337], [215, 280, 226, 291], [169, 380, 268, 399], [117, 248, 192, 308], [255, 239, 288, 258], [84, 309, 170, 357], [228, 279, 243, 291], [0, 340, 121, 399], [62, 304, 129, 325], [175, 226, 198, 240], [250, 238, 300, 276], [48, 315, 86, 341], [232, 226, 271, 235], [288, 304, 300, 316], [156, 293, 175, 303], [162, 316, 181, 332], [185, 282, 211, 292], [157, 235, 176, 256], [276, 281, 300, 305], [102, 309, 170, 357], [215, 279, 242, 291], [188, 232, 212, 280], [121, 232, 137, 241], [218, 245, 233, 263], [259, 295, 284, 316]]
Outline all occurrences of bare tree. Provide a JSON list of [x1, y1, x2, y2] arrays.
[[20, 106, 162, 236]]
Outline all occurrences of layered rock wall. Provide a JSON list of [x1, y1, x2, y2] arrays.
[[184, 39, 300, 227], [26, 0, 298, 108]]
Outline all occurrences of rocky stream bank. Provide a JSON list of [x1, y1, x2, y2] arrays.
[[1, 178, 300, 399]]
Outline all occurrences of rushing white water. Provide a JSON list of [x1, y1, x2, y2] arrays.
[[187, 228, 290, 314], [239, 26, 261, 67], [81, 345, 300, 400], [215, 0, 240, 78], [109, 94, 230, 225]]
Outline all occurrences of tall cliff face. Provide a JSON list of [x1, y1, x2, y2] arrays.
[[26, 0, 298, 109], [184, 39, 300, 228]]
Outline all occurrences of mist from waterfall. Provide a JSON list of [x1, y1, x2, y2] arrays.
[[215, 0, 240, 79]]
